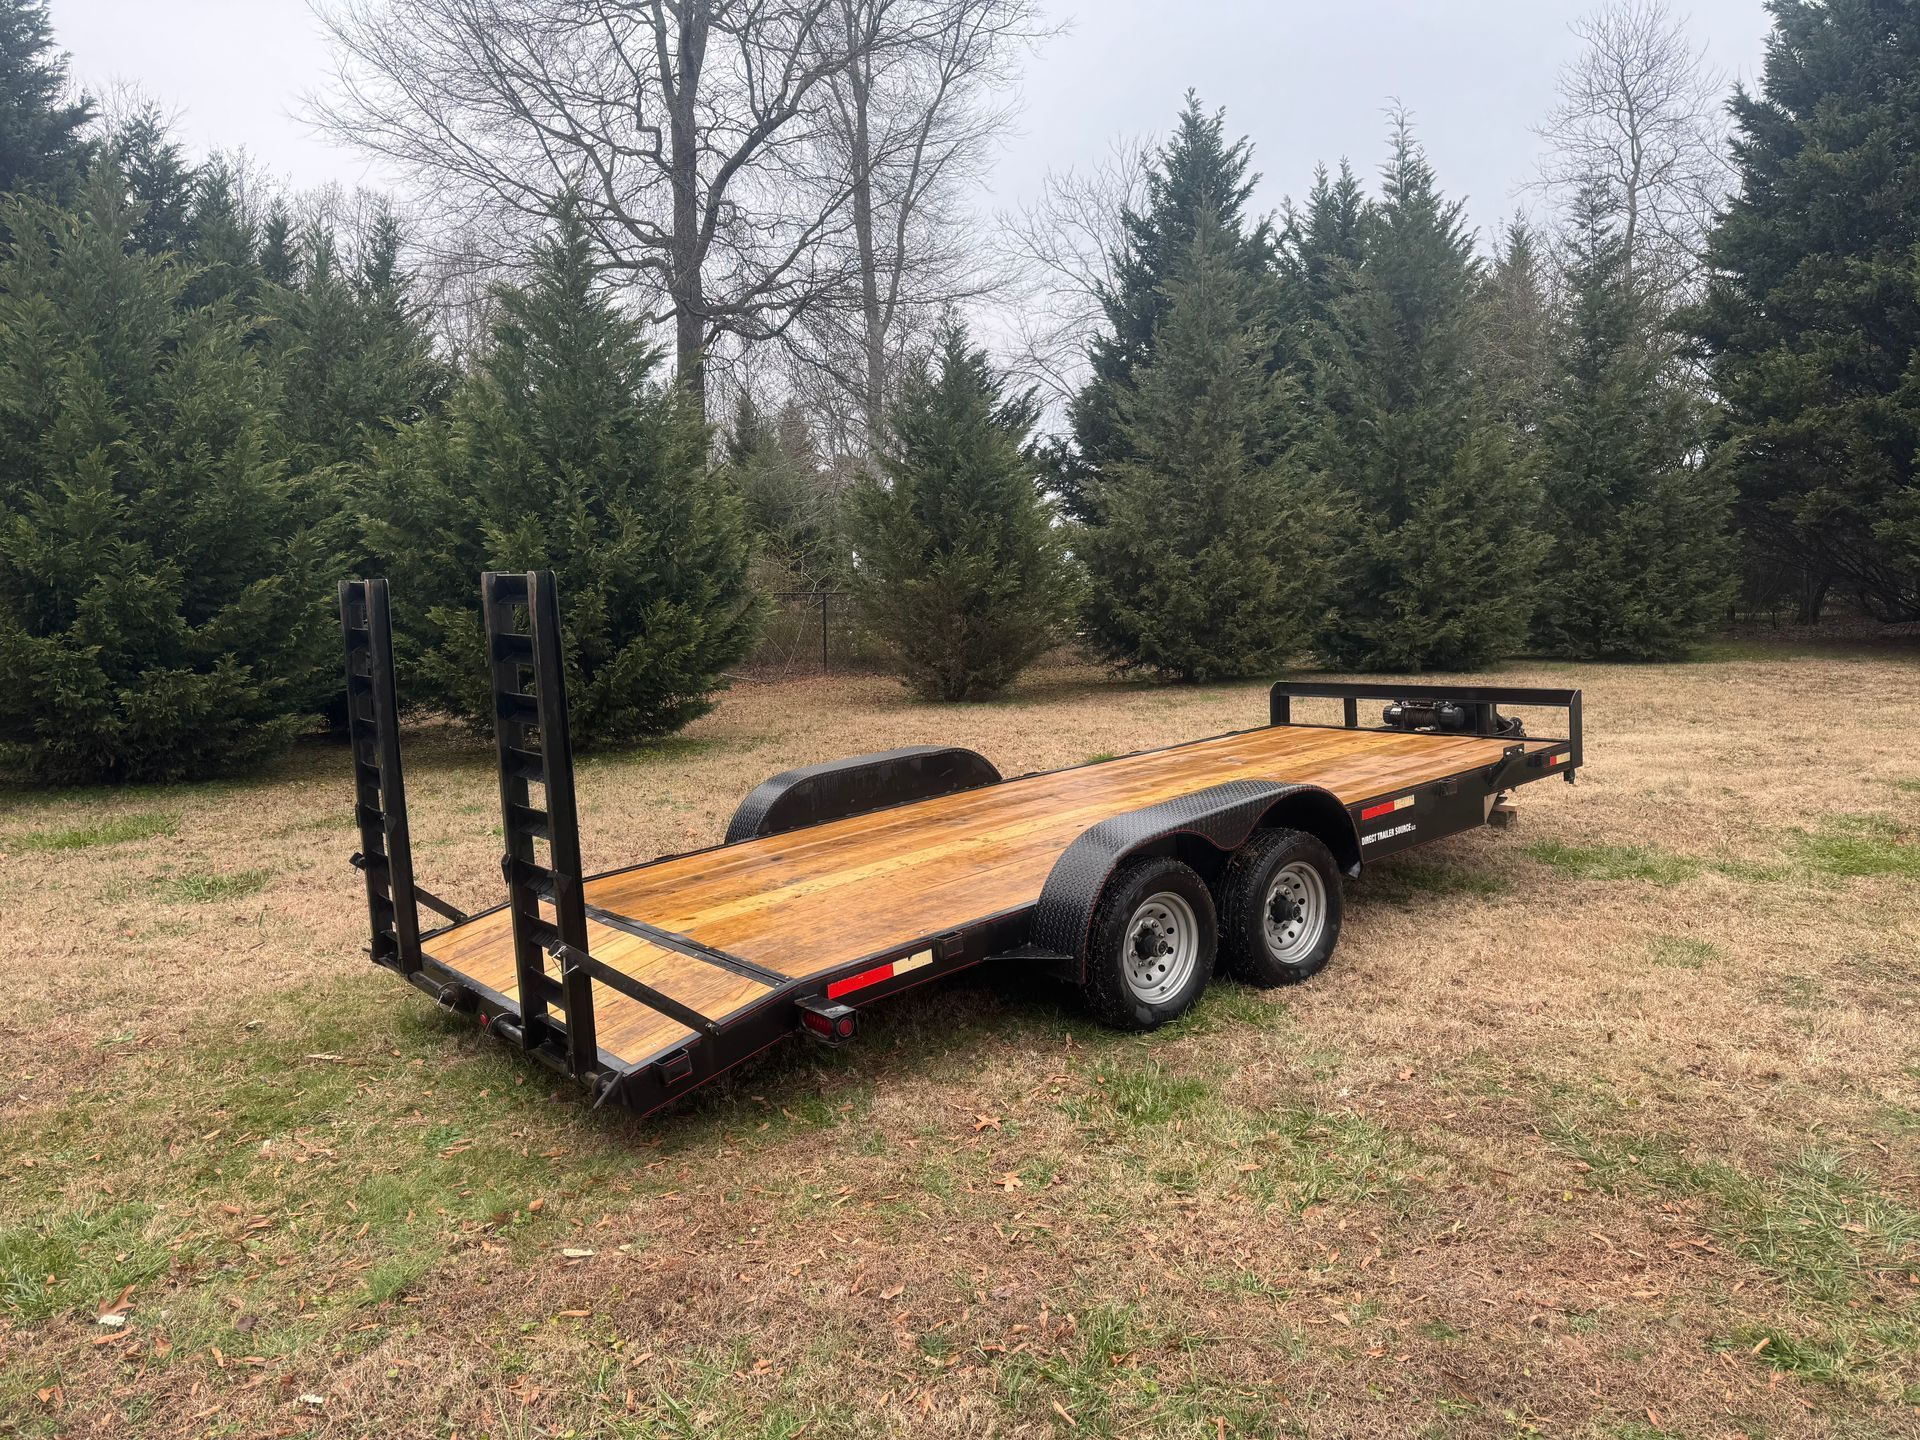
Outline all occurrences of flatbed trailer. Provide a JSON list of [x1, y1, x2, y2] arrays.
[[341, 572, 1583, 1118]]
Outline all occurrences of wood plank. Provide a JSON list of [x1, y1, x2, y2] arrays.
[[430, 725, 1545, 1066]]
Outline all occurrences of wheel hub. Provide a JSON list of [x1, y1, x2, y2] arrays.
[[1261, 861, 1327, 966], [1121, 892, 1199, 1005]]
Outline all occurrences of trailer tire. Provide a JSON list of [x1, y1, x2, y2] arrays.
[[1083, 856, 1216, 1031], [1216, 827, 1342, 987]]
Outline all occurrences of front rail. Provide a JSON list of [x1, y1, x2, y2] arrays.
[[1269, 681, 1583, 778]]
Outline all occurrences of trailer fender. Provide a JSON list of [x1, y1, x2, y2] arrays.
[[725, 745, 1002, 843], [1031, 780, 1359, 974]]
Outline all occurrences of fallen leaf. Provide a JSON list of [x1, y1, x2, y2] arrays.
[[1051, 1400, 1077, 1427], [880, 1283, 905, 1301], [996, 1172, 1022, 1191]]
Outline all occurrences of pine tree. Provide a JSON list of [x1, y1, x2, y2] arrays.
[[114, 107, 196, 258], [722, 393, 842, 586], [265, 210, 447, 474], [1691, 0, 1920, 622], [1534, 187, 1734, 660], [359, 201, 760, 745], [1290, 161, 1367, 325], [1477, 219, 1554, 435], [258, 199, 295, 286], [1063, 93, 1278, 524], [1315, 119, 1545, 672], [182, 157, 260, 309], [1280, 161, 1369, 467], [0, 0, 91, 199], [0, 169, 328, 783], [1080, 212, 1330, 681], [845, 321, 1076, 701]]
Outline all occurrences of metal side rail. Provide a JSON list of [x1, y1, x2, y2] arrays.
[[1269, 680, 1583, 781]]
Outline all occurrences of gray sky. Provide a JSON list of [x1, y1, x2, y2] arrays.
[[52, 0, 1776, 245]]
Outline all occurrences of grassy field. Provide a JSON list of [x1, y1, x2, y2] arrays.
[[2, 643, 1919, 1439]]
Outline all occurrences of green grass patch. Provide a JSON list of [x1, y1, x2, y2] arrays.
[[1892, 777, 1920, 794], [8, 811, 177, 852], [154, 868, 272, 903], [1645, 935, 1717, 969], [1071, 1060, 1214, 1127], [1523, 840, 1699, 885], [1552, 1129, 1920, 1308], [1240, 1106, 1428, 1215], [1795, 813, 1920, 879]]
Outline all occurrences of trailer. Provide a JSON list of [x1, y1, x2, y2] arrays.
[[340, 572, 1583, 1118]]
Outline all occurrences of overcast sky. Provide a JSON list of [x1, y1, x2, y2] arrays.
[[51, 0, 1776, 246]]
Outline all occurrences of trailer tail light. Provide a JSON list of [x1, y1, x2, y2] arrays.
[[798, 998, 858, 1045]]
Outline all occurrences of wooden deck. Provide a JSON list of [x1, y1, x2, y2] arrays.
[[425, 725, 1542, 1066]]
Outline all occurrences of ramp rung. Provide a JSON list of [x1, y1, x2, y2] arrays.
[[503, 746, 546, 782], [491, 632, 534, 663], [506, 803, 550, 838], [496, 692, 540, 726]]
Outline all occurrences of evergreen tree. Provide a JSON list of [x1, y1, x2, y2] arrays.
[[1280, 160, 1369, 467], [114, 107, 195, 258], [845, 321, 1076, 701], [1063, 93, 1277, 524], [1315, 119, 1545, 672], [1477, 218, 1554, 435], [722, 393, 842, 586], [265, 210, 447, 475], [359, 201, 759, 745], [1691, 0, 1920, 622], [0, 170, 328, 783], [1081, 213, 1330, 681], [0, 0, 91, 199], [1289, 161, 1367, 325], [1535, 187, 1735, 660], [258, 199, 295, 286], [182, 157, 260, 309]]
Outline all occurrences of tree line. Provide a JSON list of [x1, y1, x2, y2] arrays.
[[1, 0, 1916, 783]]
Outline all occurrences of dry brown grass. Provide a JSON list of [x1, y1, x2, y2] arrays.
[[3, 643, 1919, 1439]]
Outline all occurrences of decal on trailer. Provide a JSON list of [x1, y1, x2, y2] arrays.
[[827, 948, 933, 1000], [1362, 821, 1418, 846], [1359, 794, 1416, 822]]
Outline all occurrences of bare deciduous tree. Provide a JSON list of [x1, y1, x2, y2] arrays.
[[777, 0, 1044, 450], [993, 135, 1149, 412], [1530, 0, 1731, 301], [312, 0, 870, 408]]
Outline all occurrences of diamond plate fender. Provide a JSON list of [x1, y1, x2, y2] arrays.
[[724, 745, 1002, 844], [1030, 780, 1360, 971]]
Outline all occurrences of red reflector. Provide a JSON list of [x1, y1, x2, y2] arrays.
[[1360, 801, 1393, 821], [827, 962, 894, 1000]]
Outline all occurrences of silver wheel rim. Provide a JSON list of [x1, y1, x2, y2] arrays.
[[1262, 861, 1327, 965], [1123, 890, 1200, 1005]]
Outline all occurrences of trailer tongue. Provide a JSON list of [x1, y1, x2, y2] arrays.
[[341, 572, 1582, 1118]]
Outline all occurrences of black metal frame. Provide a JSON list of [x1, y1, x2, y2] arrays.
[[1269, 680, 1583, 777], [341, 575, 1586, 1119]]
